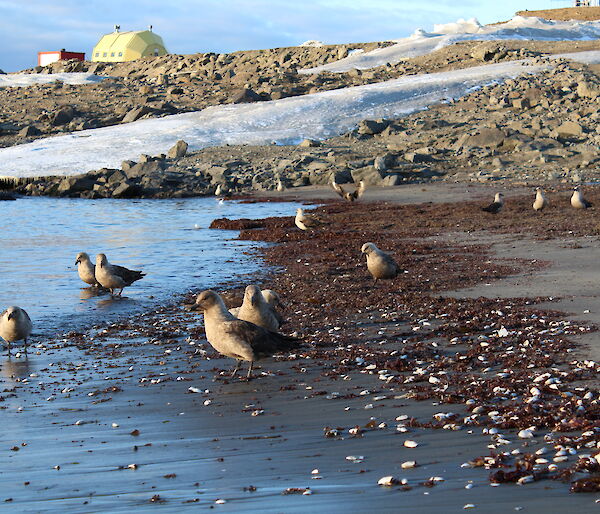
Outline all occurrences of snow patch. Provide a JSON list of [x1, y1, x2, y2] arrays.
[[0, 73, 106, 88], [301, 16, 600, 73]]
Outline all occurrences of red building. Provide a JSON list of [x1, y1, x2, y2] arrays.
[[37, 50, 85, 67]]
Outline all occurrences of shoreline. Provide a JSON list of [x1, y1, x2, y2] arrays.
[[3, 187, 600, 510]]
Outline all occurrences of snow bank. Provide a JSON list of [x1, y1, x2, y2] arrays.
[[301, 16, 600, 73], [0, 73, 106, 88], [1, 51, 599, 179]]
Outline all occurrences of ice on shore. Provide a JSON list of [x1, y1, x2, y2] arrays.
[[1, 51, 600, 178], [0, 73, 105, 88], [301, 16, 600, 74]]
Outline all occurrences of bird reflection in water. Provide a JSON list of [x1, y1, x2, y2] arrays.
[[1, 357, 31, 382]]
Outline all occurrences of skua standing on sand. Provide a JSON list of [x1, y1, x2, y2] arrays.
[[0, 306, 32, 356], [361, 242, 401, 284], [571, 187, 592, 209], [331, 179, 366, 202], [533, 188, 547, 212], [481, 192, 504, 214], [233, 285, 281, 332], [75, 252, 100, 287], [295, 208, 324, 231], [95, 253, 145, 296], [190, 290, 300, 378]]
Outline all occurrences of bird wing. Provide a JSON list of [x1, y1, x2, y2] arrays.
[[353, 181, 366, 200], [302, 214, 324, 227], [584, 199, 593, 208], [481, 202, 501, 213], [223, 320, 300, 358], [331, 180, 347, 199], [379, 251, 400, 274], [111, 264, 146, 285]]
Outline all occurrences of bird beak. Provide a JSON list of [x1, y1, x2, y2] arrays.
[[188, 303, 202, 312], [75, 259, 80, 265], [7, 312, 13, 321]]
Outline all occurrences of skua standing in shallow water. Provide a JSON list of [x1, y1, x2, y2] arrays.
[[95, 253, 145, 296], [75, 252, 100, 287], [481, 192, 504, 214], [191, 290, 300, 378], [331, 179, 366, 202], [0, 306, 32, 356], [533, 187, 547, 212], [295, 208, 324, 231], [571, 187, 592, 209], [361, 242, 401, 284]]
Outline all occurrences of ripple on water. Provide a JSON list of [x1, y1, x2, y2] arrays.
[[0, 196, 305, 335]]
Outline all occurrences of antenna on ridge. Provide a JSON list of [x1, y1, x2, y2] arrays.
[[114, 24, 120, 32], [148, 24, 153, 31]]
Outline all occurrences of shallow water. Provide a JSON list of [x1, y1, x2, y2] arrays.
[[0, 196, 303, 336]]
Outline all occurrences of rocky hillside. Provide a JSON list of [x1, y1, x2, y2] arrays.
[[517, 7, 600, 21], [7, 54, 600, 199], [4, 38, 597, 151]]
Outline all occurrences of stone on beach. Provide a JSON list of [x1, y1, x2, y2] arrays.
[[0, 306, 32, 355]]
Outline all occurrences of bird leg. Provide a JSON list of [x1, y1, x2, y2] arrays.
[[23, 339, 28, 355], [231, 360, 242, 377], [247, 361, 254, 379], [6, 342, 10, 357]]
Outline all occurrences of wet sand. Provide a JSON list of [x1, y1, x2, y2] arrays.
[[3, 184, 600, 512]]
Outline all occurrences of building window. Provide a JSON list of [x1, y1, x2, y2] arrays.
[[154, 48, 159, 56], [103, 52, 107, 57], [111, 52, 115, 57], [118, 52, 123, 56], [95, 52, 99, 57]]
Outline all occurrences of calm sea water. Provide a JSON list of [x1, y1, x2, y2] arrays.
[[0, 196, 303, 336]]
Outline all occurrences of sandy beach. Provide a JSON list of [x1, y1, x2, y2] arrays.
[[3, 183, 600, 512]]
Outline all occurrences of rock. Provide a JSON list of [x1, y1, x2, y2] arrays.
[[206, 165, 229, 183], [168, 87, 184, 95], [471, 44, 499, 62], [374, 154, 394, 172], [122, 105, 153, 123], [125, 160, 165, 179], [229, 88, 261, 103], [167, 140, 188, 159], [121, 160, 136, 171], [358, 119, 389, 135], [112, 181, 141, 198], [404, 152, 434, 163], [351, 166, 386, 185], [51, 106, 76, 126], [330, 168, 354, 184], [512, 98, 530, 110], [57, 175, 96, 194], [555, 121, 583, 139], [299, 139, 321, 148], [381, 174, 402, 186], [457, 128, 507, 150], [18, 125, 41, 137], [577, 81, 600, 98]]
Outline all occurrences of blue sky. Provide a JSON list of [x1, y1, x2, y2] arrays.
[[0, 0, 563, 72]]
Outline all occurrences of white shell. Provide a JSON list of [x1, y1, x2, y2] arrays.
[[404, 440, 418, 448]]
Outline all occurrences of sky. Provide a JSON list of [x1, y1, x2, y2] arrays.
[[0, 0, 567, 72]]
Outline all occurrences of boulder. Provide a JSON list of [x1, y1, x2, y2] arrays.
[[18, 125, 41, 137], [112, 181, 141, 198], [122, 105, 153, 123], [357, 119, 389, 135], [555, 121, 583, 139], [51, 106, 76, 126], [229, 88, 261, 103], [167, 140, 188, 159], [57, 175, 96, 194], [457, 128, 507, 150], [350, 166, 386, 185], [577, 80, 600, 98], [299, 138, 321, 148], [330, 168, 354, 184]]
